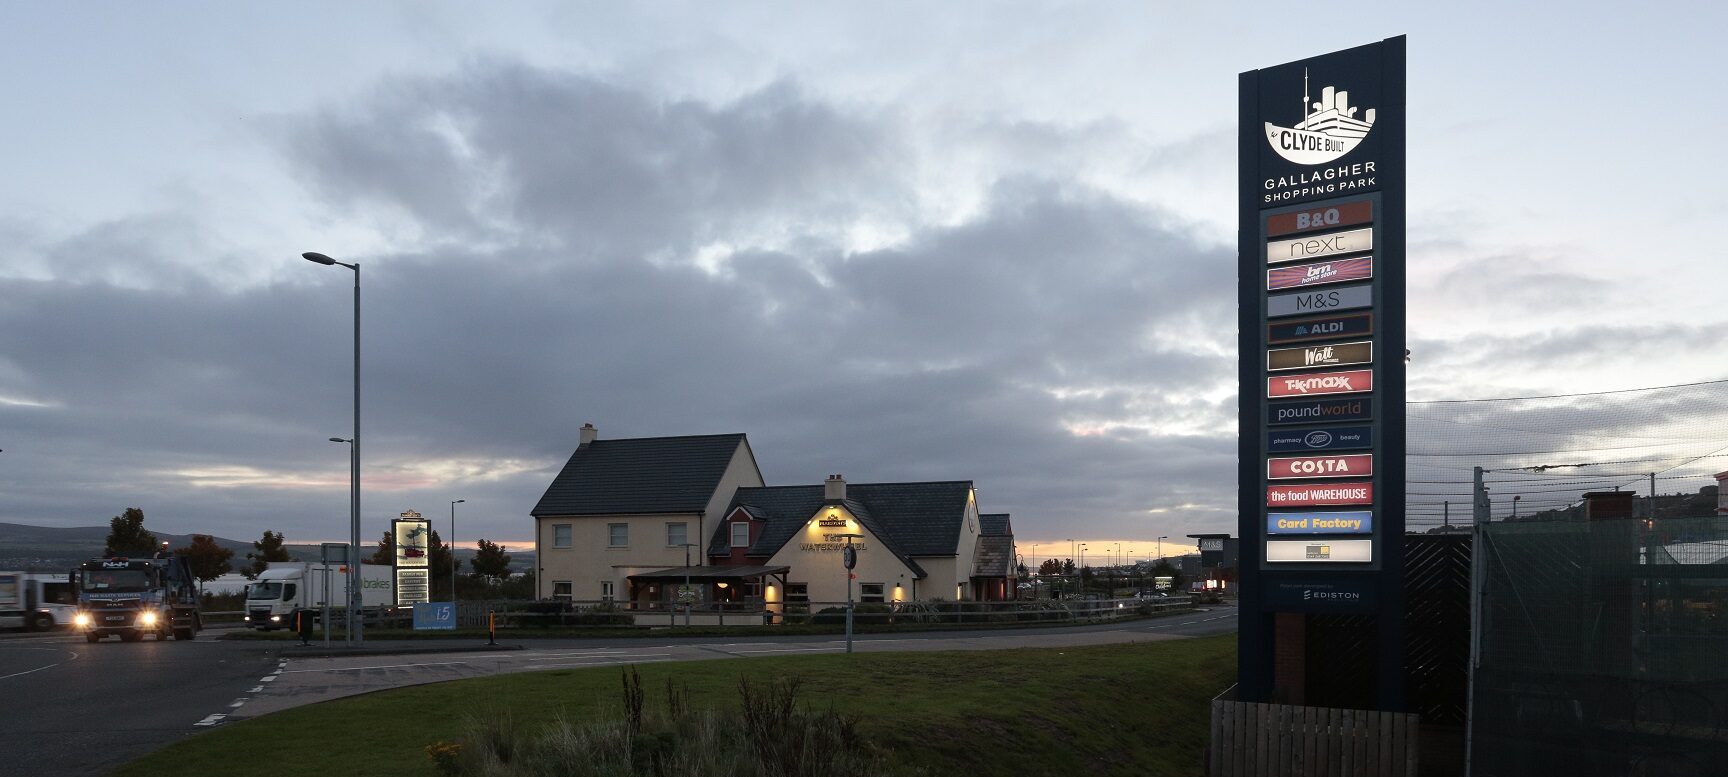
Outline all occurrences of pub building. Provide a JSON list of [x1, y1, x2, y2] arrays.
[[529, 425, 1018, 617]]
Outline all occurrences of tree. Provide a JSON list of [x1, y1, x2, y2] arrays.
[[104, 507, 158, 557], [175, 534, 233, 593], [1061, 558, 1076, 576], [368, 529, 393, 565], [428, 529, 455, 601], [471, 539, 511, 582], [1037, 558, 1063, 576], [243, 530, 292, 579]]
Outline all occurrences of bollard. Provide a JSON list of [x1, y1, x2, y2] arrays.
[[487, 610, 496, 646]]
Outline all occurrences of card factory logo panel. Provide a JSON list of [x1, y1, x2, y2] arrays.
[[1267, 369, 1373, 398], [1267, 284, 1372, 318], [1267, 256, 1373, 291], [1267, 453, 1374, 480], [1264, 76, 1376, 166], [1266, 481, 1374, 507], [1268, 396, 1371, 426], [1266, 341, 1373, 372], [1265, 199, 1373, 238], [1267, 425, 1374, 452], [1267, 511, 1374, 535], [1266, 311, 1373, 345]]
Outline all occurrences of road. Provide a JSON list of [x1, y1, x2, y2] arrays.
[[0, 605, 1235, 776]]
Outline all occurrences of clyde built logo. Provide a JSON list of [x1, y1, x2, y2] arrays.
[[1265, 69, 1375, 165]]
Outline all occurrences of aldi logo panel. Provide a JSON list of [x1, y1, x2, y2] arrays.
[[1267, 312, 1373, 345]]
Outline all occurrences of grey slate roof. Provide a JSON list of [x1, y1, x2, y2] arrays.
[[530, 433, 750, 517], [979, 513, 1012, 537], [973, 535, 1015, 577], [708, 481, 976, 577]]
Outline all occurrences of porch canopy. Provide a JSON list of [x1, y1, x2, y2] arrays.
[[626, 564, 790, 606], [628, 564, 790, 582]]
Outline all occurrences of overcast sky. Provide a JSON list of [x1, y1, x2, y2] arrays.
[[2, 3, 1724, 557]]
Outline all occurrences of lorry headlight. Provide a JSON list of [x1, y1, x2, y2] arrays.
[[140, 611, 158, 626], [270, 615, 281, 622], [74, 612, 91, 628]]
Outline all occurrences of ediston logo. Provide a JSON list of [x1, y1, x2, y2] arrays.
[[1266, 481, 1373, 507], [1267, 369, 1373, 398], [1267, 311, 1373, 345], [1304, 589, 1362, 601], [1265, 71, 1376, 165], [1268, 397, 1371, 426], [1267, 256, 1372, 291]]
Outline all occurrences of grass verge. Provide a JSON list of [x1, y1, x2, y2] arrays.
[[118, 636, 1233, 777]]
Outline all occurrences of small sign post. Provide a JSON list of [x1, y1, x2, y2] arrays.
[[835, 533, 863, 654], [320, 542, 348, 646]]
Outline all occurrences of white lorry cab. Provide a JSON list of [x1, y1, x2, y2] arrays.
[[243, 563, 392, 630]]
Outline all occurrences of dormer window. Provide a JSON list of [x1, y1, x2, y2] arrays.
[[730, 521, 751, 548]]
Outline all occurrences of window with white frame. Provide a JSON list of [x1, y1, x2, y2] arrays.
[[666, 522, 688, 548], [730, 521, 751, 548], [553, 524, 572, 548], [552, 581, 573, 601], [608, 523, 628, 548], [860, 583, 885, 603], [600, 581, 615, 602], [784, 583, 809, 603]]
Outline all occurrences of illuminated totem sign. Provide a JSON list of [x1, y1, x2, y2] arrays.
[[393, 511, 431, 606], [1237, 37, 1406, 707]]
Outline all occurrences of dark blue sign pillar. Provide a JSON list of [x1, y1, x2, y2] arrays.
[[1238, 36, 1406, 711]]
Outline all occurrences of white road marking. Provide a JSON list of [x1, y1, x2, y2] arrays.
[[248, 686, 264, 693], [0, 663, 61, 681], [259, 675, 276, 682], [532, 658, 671, 669], [280, 660, 468, 674], [229, 698, 248, 708], [194, 714, 227, 727], [729, 646, 845, 654]]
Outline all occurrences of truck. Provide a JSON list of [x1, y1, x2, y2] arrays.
[[243, 562, 392, 630], [0, 572, 79, 630], [71, 556, 201, 642]]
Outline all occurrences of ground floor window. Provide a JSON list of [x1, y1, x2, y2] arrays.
[[552, 581, 573, 601], [784, 583, 809, 603], [600, 581, 615, 602], [859, 583, 885, 603]]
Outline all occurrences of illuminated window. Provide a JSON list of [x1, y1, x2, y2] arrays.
[[860, 583, 885, 603], [608, 523, 628, 548], [730, 522, 751, 548], [553, 524, 572, 548], [666, 522, 687, 548]]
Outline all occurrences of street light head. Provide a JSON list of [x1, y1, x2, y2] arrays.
[[302, 252, 338, 266], [454, 499, 465, 504], [329, 437, 351, 443]]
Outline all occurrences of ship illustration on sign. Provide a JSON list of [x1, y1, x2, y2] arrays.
[[1266, 69, 1375, 165]]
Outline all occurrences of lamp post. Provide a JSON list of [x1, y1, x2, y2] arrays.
[[449, 499, 464, 603], [1512, 495, 1521, 519], [327, 437, 356, 642], [834, 533, 864, 653], [1158, 535, 1168, 561], [676, 543, 700, 626], [305, 251, 362, 644], [1079, 543, 1088, 597]]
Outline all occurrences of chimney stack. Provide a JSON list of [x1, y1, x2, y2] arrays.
[[825, 474, 847, 502], [579, 423, 598, 447]]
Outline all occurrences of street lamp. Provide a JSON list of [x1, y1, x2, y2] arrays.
[[833, 533, 864, 653], [675, 543, 700, 626], [1512, 495, 1521, 519], [449, 499, 465, 602], [306, 251, 362, 644], [327, 437, 356, 639]]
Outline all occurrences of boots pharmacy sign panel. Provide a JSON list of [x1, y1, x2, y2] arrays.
[[1237, 36, 1406, 704]]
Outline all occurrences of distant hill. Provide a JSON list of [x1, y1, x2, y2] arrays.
[[0, 522, 531, 572]]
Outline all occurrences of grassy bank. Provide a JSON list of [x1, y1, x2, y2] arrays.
[[120, 636, 1234, 777]]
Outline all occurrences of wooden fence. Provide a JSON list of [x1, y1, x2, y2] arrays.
[[1210, 690, 1419, 777]]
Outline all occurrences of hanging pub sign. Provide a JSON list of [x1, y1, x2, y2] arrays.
[[1237, 36, 1406, 706]]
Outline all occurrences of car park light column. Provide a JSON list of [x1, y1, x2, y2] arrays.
[[305, 251, 363, 645]]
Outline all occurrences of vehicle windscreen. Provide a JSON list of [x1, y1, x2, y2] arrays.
[[81, 570, 153, 592], [246, 582, 285, 600]]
